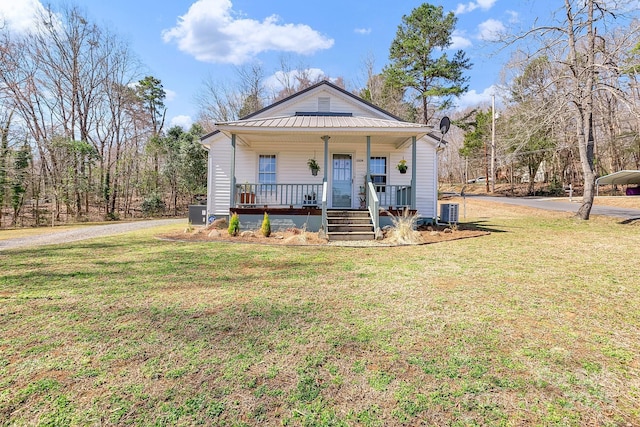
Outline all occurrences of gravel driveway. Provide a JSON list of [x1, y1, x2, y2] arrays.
[[0, 218, 185, 251]]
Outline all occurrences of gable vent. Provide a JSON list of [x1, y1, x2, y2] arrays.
[[318, 97, 330, 112]]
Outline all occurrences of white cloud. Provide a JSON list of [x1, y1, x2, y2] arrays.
[[455, 86, 497, 110], [164, 89, 177, 102], [450, 30, 472, 49], [162, 0, 334, 65], [477, 19, 505, 41], [505, 10, 519, 24], [354, 28, 371, 35], [454, 0, 497, 15], [169, 115, 193, 130], [0, 0, 46, 34]]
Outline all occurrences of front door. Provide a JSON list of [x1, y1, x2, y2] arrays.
[[332, 154, 352, 208]]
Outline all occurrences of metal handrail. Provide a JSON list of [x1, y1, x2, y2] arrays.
[[321, 181, 328, 233], [367, 181, 380, 233]]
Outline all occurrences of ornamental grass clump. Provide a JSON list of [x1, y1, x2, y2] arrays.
[[228, 213, 240, 236], [387, 207, 422, 245], [261, 212, 271, 237]]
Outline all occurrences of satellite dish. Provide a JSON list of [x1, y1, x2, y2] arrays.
[[439, 116, 451, 135]]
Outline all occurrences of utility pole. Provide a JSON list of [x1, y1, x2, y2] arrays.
[[491, 94, 496, 193], [484, 138, 489, 193]]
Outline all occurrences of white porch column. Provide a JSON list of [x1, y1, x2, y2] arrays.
[[322, 135, 330, 182], [411, 136, 417, 210], [230, 134, 236, 207], [366, 136, 371, 183]]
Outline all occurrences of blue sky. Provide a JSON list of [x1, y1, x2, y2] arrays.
[[2, 0, 566, 129]]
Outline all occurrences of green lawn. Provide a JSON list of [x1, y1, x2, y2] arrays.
[[1, 209, 639, 426]]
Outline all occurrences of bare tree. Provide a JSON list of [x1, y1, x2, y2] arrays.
[[195, 62, 265, 131], [0, 4, 151, 224], [503, 0, 640, 218], [269, 57, 330, 103], [358, 53, 409, 119]]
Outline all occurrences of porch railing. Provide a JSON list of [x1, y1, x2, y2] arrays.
[[233, 182, 411, 212], [234, 183, 323, 207], [367, 181, 380, 233], [372, 184, 412, 209]]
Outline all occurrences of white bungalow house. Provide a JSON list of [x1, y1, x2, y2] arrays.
[[200, 80, 446, 240]]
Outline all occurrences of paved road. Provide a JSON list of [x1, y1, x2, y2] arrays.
[[0, 218, 185, 251], [465, 195, 640, 219]]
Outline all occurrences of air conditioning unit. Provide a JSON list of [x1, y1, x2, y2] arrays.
[[188, 205, 207, 225], [440, 203, 459, 224]]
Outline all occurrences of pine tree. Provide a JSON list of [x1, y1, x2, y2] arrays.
[[260, 212, 271, 237], [228, 213, 240, 236]]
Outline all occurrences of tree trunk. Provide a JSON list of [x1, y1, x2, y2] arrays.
[[566, 0, 597, 220], [576, 111, 597, 219]]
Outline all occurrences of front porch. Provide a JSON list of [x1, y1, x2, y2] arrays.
[[230, 181, 417, 236]]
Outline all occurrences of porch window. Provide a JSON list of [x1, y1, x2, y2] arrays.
[[258, 154, 276, 192], [370, 156, 387, 192]]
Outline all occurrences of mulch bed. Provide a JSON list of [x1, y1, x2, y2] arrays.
[[160, 223, 489, 246]]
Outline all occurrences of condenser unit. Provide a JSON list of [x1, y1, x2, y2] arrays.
[[439, 203, 459, 224]]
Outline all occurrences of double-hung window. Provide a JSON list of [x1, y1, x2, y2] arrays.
[[370, 156, 387, 192], [258, 154, 276, 193]]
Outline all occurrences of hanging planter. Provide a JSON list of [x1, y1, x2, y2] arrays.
[[307, 158, 320, 176], [397, 159, 408, 174]]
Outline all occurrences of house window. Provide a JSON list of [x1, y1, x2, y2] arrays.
[[258, 155, 276, 189], [370, 156, 387, 192]]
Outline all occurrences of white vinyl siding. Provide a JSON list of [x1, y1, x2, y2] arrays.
[[206, 137, 232, 217], [415, 138, 437, 219], [250, 87, 394, 120]]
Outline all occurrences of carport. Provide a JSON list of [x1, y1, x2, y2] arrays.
[[595, 170, 640, 195]]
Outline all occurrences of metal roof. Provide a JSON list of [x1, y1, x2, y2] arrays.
[[595, 170, 640, 186], [215, 115, 430, 132]]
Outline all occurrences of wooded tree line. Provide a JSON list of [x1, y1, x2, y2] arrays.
[[451, 1, 640, 218], [0, 6, 207, 226], [2, 1, 637, 226]]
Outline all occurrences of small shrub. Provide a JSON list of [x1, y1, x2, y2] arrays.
[[228, 213, 240, 236], [141, 193, 165, 217], [261, 212, 271, 237], [104, 212, 120, 221]]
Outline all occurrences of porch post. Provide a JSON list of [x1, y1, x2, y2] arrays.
[[322, 135, 330, 182], [366, 136, 371, 183], [411, 136, 417, 210], [230, 133, 236, 207]]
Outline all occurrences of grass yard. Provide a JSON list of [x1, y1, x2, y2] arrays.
[[1, 201, 639, 426]]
